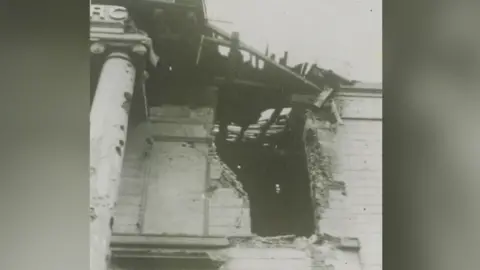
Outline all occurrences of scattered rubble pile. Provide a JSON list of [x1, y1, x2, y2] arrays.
[[212, 108, 291, 142], [227, 234, 320, 249], [209, 107, 338, 235], [304, 110, 337, 232]]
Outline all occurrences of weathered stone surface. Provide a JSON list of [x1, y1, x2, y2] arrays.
[[142, 142, 208, 235], [328, 94, 382, 270], [112, 90, 382, 270], [220, 247, 312, 270], [113, 122, 152, 234]]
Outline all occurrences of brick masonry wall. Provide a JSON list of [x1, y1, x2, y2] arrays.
[[208, 90, 382, 270]]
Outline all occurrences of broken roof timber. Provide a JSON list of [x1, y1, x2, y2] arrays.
[[312, 87, 334, 108], [205, 23, 350, 110], [307, 64, 353, 86], [203, 36, 323, 93], [213, 77, 280, 90], [207, 23, 353, 85]]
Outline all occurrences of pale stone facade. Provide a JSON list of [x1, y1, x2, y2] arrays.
[[111, 84, 382, 270], [331, 84, 382, 270]]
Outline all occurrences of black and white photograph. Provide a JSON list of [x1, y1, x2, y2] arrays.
[[89, 0, 382, 269], [7, 1, 480, 270]]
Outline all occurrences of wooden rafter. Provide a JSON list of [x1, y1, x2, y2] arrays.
[[202, 35, 323, 94], [258, 107, 283, 141], [203, 23, 346, 110]]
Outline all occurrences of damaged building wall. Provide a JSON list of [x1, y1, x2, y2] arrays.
[[207, 147, 252, 236], [111, 86, 382, 270], [214, 235, 364, 270], [109, 236, 363, 270], [218, 246, 312, 270], [324, 86, 382, 270], [112, 121, 151, 234], [112, 105, 252, 236], [303, 104, 366, 270], [182, 94, 374, 270], [210, 106, 316, 238], [298, 85, 382, 270]]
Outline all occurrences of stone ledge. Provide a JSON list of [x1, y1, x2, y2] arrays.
[[111, 234, 230, 248]]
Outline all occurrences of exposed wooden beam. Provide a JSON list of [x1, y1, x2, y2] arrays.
[[313, 88, 335, 108], [214, 77, 279, 90], [258, 108, 283, 141], [226, 32, 241, 83], [301, 63, 309, 76], [279, 51, 288, 66], [207, 23, 351, 87], [205, 24, 341, 110], [202, 34, 323, 94], [290, 88, 335, 111]]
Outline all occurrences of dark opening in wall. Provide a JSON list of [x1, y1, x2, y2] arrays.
[[215, 121, 316, 237], [113, 12, 316, 237]]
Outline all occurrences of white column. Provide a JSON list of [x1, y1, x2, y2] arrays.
[[90, 52, 136, 270]]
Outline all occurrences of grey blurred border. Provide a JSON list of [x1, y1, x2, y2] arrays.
[[384, 0, 440, 270], [0, 2, 89, 270]]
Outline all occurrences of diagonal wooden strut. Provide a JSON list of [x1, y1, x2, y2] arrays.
[[204, 23, 341, 110]]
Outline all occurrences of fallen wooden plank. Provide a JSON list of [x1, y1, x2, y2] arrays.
[[313, 87, 335, 108]]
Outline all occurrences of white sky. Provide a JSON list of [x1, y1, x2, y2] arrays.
[[205, 0, 382, 82]]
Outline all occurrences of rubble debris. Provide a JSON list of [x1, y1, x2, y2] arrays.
[[209, 143, 249, 200], [227, 234, 311, 249], [304, 111, 337, 231]]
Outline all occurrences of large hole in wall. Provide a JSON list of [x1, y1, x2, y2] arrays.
[[96, 12, 318, 237], [215, 116, 316, 237]]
